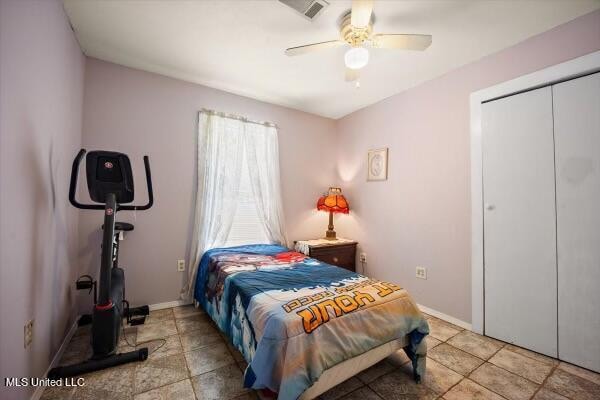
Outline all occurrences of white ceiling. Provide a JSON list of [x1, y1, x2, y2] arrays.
[[63, 0, 600, 119]]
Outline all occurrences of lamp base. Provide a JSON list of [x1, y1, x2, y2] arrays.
[[324, 211, 336, 240]]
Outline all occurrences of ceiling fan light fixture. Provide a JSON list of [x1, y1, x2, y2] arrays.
[[344, 47, 369, 70]]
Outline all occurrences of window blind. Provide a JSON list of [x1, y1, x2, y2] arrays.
[[223, 152, 269, 247]]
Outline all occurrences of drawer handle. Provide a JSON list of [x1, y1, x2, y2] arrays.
[[333, 257, 339, 263]]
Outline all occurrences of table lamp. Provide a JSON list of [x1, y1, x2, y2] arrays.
[[317, 187, 349, 240]]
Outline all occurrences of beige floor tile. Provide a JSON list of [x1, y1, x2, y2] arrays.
[[337, 386, 382, 400], [443, 379, 504, 400], [369, 370, 437, 400], [144, 309, 174, 325], [488, 348, 553, 384], [173, 305, 205, 319], [136, 320, 178, 343], [40, 385, 77, 400], [557, 362, 600, 385], [504, 344, 558, 367], [425, 336, 442, 351], [134, 353, 189, 394], [137, 334, 183, 360], [545, 368, 600, 400], [426, 317, 462, 341], [320, 377, 364, 400], [120, 326, 138, 347], [175, 314, 214, 335], [428, 343, 484, 375], [73, 364, 136, 400], [356, 360, 394, 384], [60, 335, 92, 365], [179, 330, 223, 353], [72, 324, 91, 338], [447, 331, 503, 360], [532, 388, 569, 400], [185, 342, 235, 376], [399, 357, 463, 395], [191, 364, 249, 400], [470, 363, 539, 400], [52, 305, 553, 400], [134, 379, 195, 400]]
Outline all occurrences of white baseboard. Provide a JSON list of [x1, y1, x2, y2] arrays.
[[418, 304, 472, 331], [31, 316, 80, 400], [148, 299, 192, 311]]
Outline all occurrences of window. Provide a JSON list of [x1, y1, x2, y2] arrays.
[[223, 151, 269, 247]]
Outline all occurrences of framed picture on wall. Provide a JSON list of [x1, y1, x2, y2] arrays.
[[367, 148, 388, 181]]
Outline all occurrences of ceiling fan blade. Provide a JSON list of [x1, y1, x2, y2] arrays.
[[351, 0, 373, 28], [345, 68, 360, 82], [285, 40, 344, 56], [372, 34, 432, 50]]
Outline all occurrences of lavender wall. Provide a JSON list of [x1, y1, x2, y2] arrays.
[[334, 10, 600, 323], [79, 58, 337, 310], [0, 1, 85, 399], [1, 7, 597, 395]]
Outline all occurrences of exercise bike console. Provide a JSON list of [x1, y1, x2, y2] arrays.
[[69, 148, 153, 210]]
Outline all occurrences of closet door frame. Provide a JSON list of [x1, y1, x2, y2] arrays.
[[470, 50, 600, 335]]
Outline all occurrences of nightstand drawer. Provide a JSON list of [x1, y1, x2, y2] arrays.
[[310, 244, 356, 272]]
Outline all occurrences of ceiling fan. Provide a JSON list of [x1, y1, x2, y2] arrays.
[[285, 0, 432, 85]]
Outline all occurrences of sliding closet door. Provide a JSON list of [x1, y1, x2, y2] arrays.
[[553, 72, 600, 372], [482, 87, 557, 357]]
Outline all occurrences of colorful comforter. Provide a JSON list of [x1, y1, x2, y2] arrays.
[[194, 244, 429, 400]]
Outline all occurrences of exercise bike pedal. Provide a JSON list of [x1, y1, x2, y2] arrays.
[[76, 275, 97, 304], [129, 316, 147, 326], [129, 305, 150, 317]]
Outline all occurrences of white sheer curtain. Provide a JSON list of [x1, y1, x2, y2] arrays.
[[182, 111, 287, 300], [245, 123, 287, 245]]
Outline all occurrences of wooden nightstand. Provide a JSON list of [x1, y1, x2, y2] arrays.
[[294, 239, 357, 272]]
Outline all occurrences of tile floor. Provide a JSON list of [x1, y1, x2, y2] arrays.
[[40, 307, 600, 400]]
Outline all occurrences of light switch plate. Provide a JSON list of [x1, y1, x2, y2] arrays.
[[416, 266, 427, 280]]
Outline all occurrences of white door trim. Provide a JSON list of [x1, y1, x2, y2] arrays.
[[470, 50, 600, 334]]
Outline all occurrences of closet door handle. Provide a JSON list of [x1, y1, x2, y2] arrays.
[[485, 203, 495, 211]]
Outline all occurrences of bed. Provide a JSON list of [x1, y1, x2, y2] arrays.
[[193, 244, 429, 400]]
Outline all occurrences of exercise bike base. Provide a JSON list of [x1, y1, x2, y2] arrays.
[[47, 348, 148, 380]]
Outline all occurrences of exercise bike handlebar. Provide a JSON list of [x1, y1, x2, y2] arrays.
[[69, 148, 154, 211]]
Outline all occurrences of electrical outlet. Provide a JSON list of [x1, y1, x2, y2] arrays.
[[416, 266, 427, 280], [177, 259, 186, 272], [359, 252, 367, 263], [24, 319, 34, 348]]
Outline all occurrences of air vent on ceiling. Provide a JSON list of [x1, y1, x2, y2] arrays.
[[278, 0, 329, 21]]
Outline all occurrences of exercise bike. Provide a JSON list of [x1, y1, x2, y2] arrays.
[[48, 149, 154, 379]]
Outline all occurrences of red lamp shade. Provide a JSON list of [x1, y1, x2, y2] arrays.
[[317, 191, 350, 214], [317, 188, 349, 240]]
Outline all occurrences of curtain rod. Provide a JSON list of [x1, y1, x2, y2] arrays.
[[200, 108, 278, 128]]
